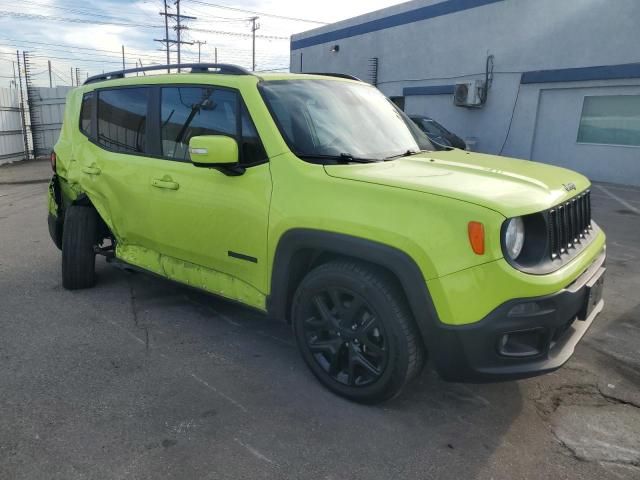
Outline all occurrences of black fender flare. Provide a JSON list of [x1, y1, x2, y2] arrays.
[[267, 229, 443, 350]]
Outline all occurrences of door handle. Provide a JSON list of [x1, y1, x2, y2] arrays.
[[151, 178, 180, 190], [82, 165, 101, 175]]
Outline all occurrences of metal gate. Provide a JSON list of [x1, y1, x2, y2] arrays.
[[27, 86, 72, 157], [0, 88, 27, 165]]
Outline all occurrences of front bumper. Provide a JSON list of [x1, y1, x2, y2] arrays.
[[430, 249, 606, 382]]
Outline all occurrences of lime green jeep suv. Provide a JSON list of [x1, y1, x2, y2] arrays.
[[47, 63, 606, 403]]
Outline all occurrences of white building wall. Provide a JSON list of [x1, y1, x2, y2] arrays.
[[291, 0, 640, 186]]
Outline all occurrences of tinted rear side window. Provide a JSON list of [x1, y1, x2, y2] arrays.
[[80, 92, 93, 136], [241, 105, 267, 164], [97, 88, 148, 154], [160, 87, 237, 161]]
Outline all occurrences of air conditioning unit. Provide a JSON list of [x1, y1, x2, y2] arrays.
[[453, 80, 485, 107]]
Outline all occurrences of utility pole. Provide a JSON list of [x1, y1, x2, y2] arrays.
[[156, 0, 195, 72], [214, 47, 218, 64], [48, 60, 52, 88], [194, 40, 206, 62], [70, 67, 74, 86], [163, 0, 170, 70], [121, 45, 125, 70], [250, 17, 260, 71], [75, 68, 80, 87], [176, 0, 182, 67]]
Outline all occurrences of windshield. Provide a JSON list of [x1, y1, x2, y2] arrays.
[[260, 80, 433, 161]]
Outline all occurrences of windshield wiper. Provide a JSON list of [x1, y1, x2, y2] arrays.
[[297, 153, 379, 164], [383, 150, 422, 161]]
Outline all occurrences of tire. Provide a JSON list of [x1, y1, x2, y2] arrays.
[[292, 260, 425, 403], [62, 205, 98, 290]]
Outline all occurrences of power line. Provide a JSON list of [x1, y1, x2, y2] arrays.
[[0, 37, 166, 61], [0, 10, 160, 29], [188, 27, 288, 40], [0, 42, 165, 64], [11, 0, 161, 24], [188, 0, 328, 24], [0, 11, 289, 40]]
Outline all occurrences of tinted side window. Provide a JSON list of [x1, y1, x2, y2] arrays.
[[241, 105, 267, 164], [161, 87, 237, 161], [80, 92, 93, 136], [97, 88, 148, 154]]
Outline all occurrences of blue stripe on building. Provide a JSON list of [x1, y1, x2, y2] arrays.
[[403, 63, 640, 96], [521, 63, 640, 84], [291, 0, 504, 50]]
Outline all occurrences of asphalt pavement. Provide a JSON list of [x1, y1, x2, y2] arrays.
[[1, 159, 639, 480]]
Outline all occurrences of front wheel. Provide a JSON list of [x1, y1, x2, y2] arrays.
[[61, 205, 98, 290], [292, 260, 425, 403]]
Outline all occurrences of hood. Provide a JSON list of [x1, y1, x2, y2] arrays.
[[324, 150, 590, 217]]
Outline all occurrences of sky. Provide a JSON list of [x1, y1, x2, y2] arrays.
[[0, 0, 409, 87]]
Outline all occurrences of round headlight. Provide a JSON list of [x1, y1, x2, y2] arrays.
[[505, 217, 525, 260]]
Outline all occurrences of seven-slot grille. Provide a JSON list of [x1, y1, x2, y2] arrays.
[[547, 191, 592, 259]]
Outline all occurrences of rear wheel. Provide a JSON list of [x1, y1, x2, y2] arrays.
[[62, 205, 98, 290], [292, 260, 425, 403]]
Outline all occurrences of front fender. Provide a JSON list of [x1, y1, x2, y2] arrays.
[[267, 229, 442, 353]]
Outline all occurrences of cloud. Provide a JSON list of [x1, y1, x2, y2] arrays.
[[0, 0, 408, 85]]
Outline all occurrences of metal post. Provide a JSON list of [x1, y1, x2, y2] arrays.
[[176, 0, 181, 71], [16, 51, 30, 161], [164, 0, 170, 71], [121, 45, 125, 70], [250, 17, 259, 71], [48, 60, 52, 88], [194, 40, 206, 62], [75, 68, 80, 87], [70, 67, 74, 86], [214, 47, 218, 64]]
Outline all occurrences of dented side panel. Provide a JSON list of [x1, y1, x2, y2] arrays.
[[117, 244, 266, 310], [52, 77, 273, 309]]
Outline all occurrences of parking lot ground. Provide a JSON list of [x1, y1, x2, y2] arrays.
[[1, 162, 639, 480]]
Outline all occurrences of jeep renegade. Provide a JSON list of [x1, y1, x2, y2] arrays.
[[47, 64, 606, 403]]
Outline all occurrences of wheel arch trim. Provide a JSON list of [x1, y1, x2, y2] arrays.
[[267, 229, 442, 347]]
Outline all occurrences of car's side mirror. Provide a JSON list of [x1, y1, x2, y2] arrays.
[[189, 135, 239, 167]]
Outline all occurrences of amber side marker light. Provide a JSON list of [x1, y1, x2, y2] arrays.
[[468, 221, 485, 255]]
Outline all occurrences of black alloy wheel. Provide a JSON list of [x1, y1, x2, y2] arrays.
[[303, 286, 388, 387], [292, 260, 425, 403]]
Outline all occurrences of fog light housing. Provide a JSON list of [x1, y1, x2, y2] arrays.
[[498, 328, 545, 357]]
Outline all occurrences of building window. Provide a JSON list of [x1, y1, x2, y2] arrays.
[[577, 95, 640, 147], [97, 88, 148, 153]]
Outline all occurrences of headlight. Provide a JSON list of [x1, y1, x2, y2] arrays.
[[504, 217, 525, 260]]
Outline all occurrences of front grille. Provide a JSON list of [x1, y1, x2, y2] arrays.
[[547, 191, 592, 259]]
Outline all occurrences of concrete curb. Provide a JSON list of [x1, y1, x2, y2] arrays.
[[0, 179, 51, 186]]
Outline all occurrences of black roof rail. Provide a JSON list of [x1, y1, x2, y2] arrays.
[[304, 72, 362, 81], [84, 63, 251, 85]]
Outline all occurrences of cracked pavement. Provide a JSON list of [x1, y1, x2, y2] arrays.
[[1, 164, 639, 479]]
